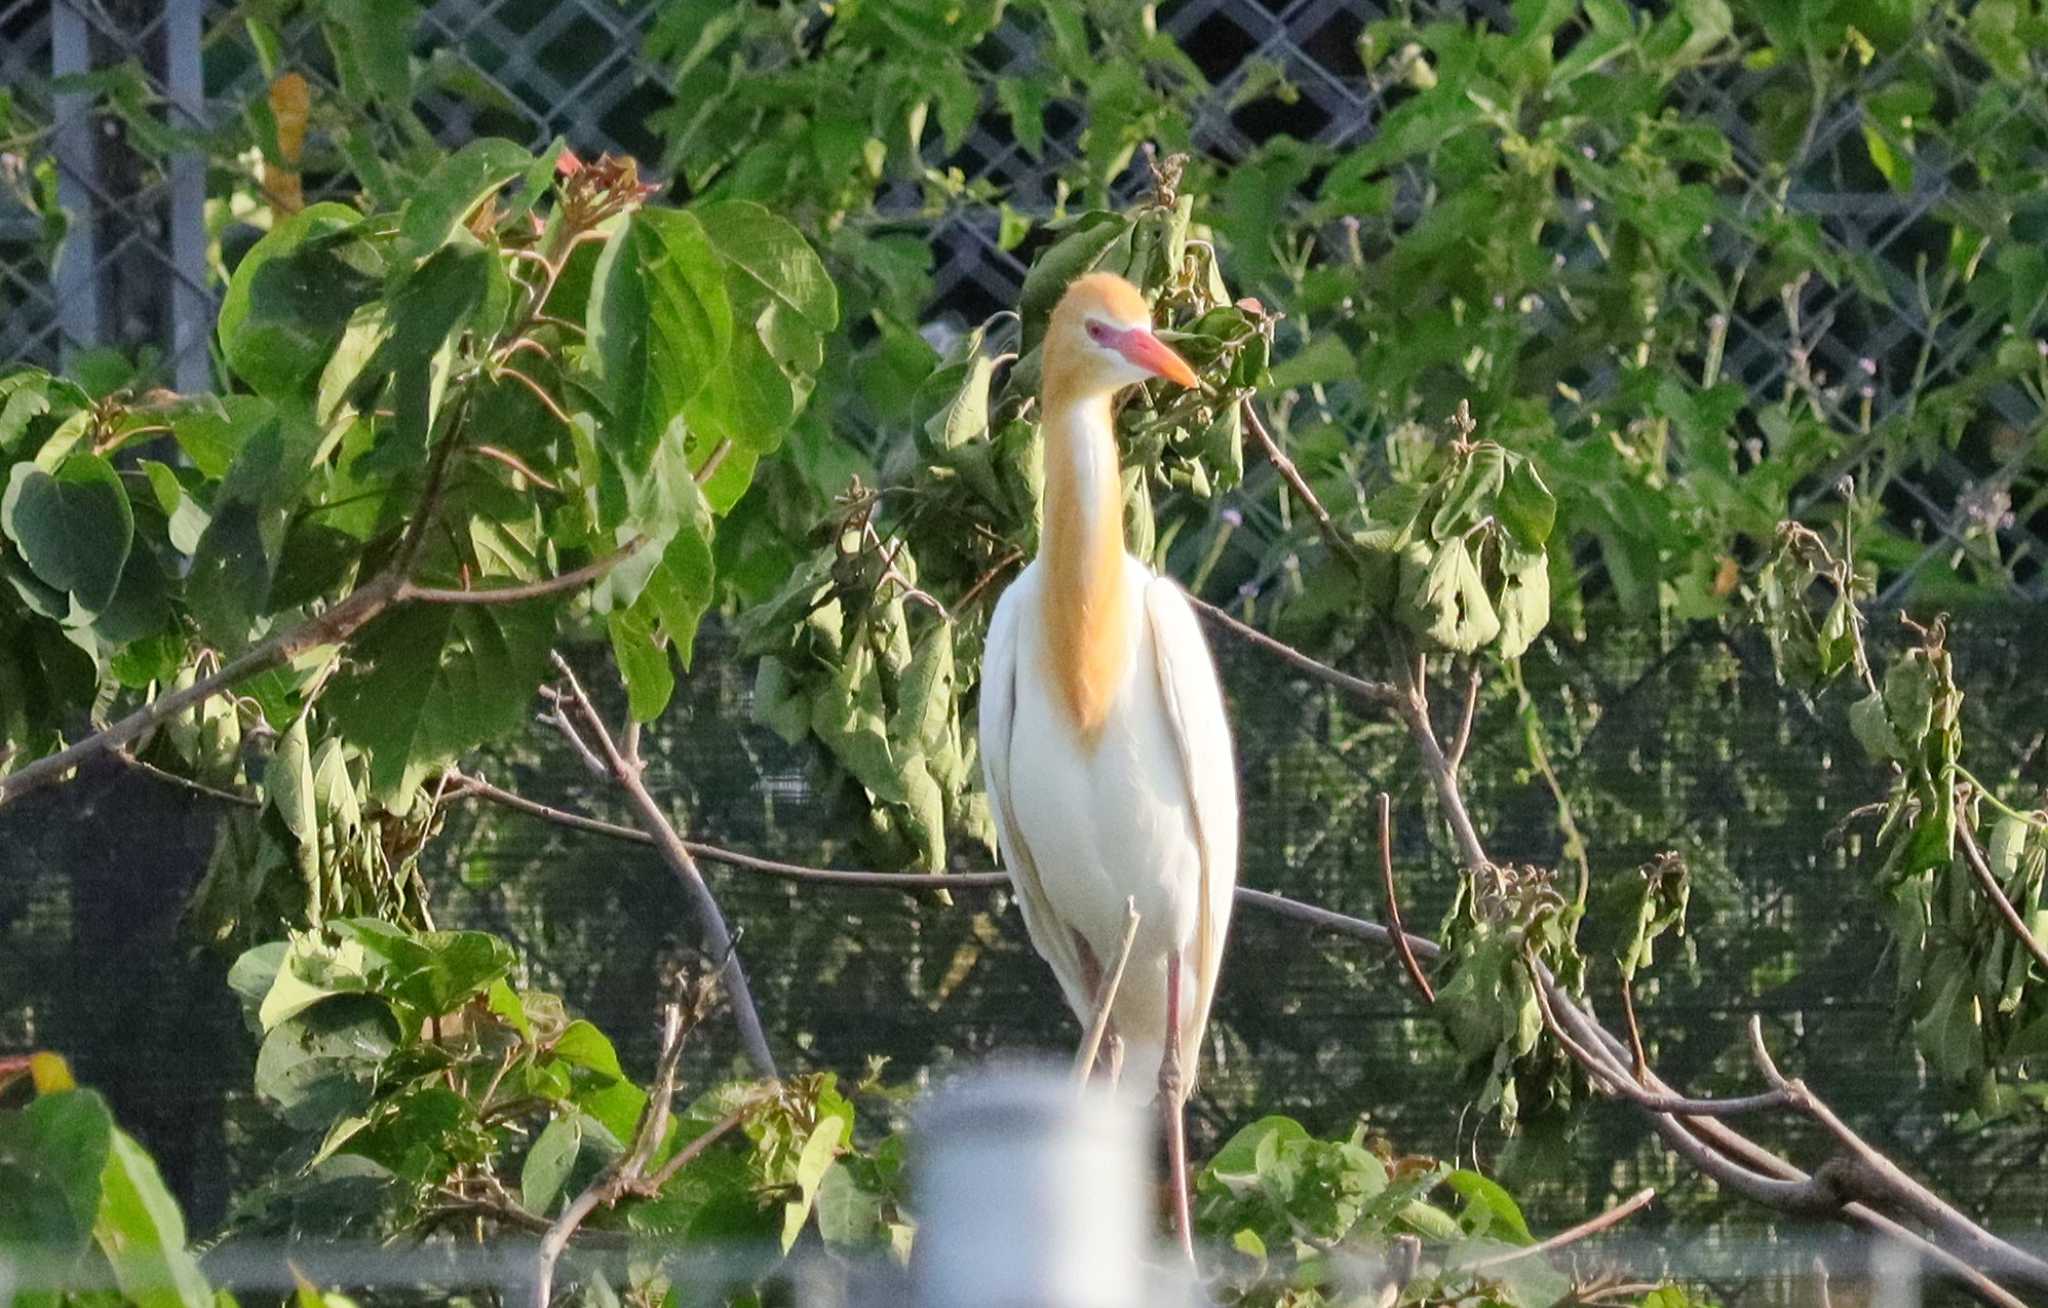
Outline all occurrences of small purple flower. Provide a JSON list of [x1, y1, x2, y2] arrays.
[[1858, 356, 1877, 375], [1221, 507, 1244, 528], [1859, 384, 1876, 400], [1237, 580, 1260, 600], [1580, 144, 1596, 160]]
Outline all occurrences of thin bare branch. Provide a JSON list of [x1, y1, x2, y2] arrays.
[[471, 443, 561, 492], [113, 749, 262, 807], [1240, 399, 1356, 565], [636, 1103, 751, 1197], [0, 572, 402, 810], [1075, 899, 1142, 1084], [444, 771, 1009, 890], [1377, 793, 1433, 1003], [532, 997, 696, 1307], [1527, 967, 1791, 1119], [400, 539, 646, 605], [1619, 974, 1650, 1081], [546, 653, 778, 1078], [1186, 593, 1400, 706], [1449, 663, 1481, 770], [1958, 820, 2048, 981], [1463, 1188, 1655, 1272]]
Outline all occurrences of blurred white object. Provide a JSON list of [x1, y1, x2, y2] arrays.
[[911, 1063, 1180, 1308]]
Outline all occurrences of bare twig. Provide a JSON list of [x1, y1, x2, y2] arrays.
[[532, 998, 696, 1307], [399, 539, 647, 605], [1618, 974, 1650, 1081], [636, 1103, 751, 1198], [1449, 663, 1481, 770], [1958, 820, 2048, 982], [470, 443, 560, 492], [1187, 593, 1400, 706], [443, 770, 1009, 890], [1462, 1188, 1655, 1272], [1240, 399, 1356, 565], [1075, 900, 1142, 1085], [112, 749, 261, 807], [1377, 793, 1433, 1003], [0, 571, 403, 810], [545, 653, 778, 1078]]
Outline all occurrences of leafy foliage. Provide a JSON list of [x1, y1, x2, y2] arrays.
[[1757, 523, 2048, 1111]]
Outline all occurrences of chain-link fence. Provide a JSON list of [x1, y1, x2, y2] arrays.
[[1, 0, 2044, 600]]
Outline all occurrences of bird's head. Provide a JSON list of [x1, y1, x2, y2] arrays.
[[1044, 272, 1199, 399]]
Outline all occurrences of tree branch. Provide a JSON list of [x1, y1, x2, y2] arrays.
[[1747, 1016, 2048, 1293], [1240, 399, 1357, 567], [532, 997, 694, 1307], [1462, 1188, 1655, 1272], [1957, 819, 2048, 983], [1377, 793, 1433, 1003], [1187, 594, 1399, 706], [399, 539, 647, 606], [0, 571, 403, 810], [544, 653, 779, 1078], [443, 770, 1009, 890]]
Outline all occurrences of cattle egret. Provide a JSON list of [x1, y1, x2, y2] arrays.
[[979, 272, 1239, 1259]]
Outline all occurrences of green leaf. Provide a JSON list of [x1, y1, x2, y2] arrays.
[[587, 210, 733, 517], [1445, 1169, 1533, 1243], [814, 1161, 882, 1249], [780, 1116, 844, 1253], [1496, 457, 1556, 551], [1494, 549, 1550, 659], [330, 920, 518, 1017], [218, 203, 377, 399], [1203, 1115, 1310, 1185], [1018, 212, 1133, 352], [553, 1020, 625, 1082], [95, 1128, 212, 1308], [360, 236, 494, 398], [2, 454, 133, 615], [323, 598, 556, 802], [1431, 446, 1506, 540], [695, 201, 839, 331], [1398, 540, 1499, 653], [522, 1115, 583, 1215], [997, 78, 1047, 157], [609, 606, 676, 722], [1266, 334, 1354, 389], [1849, 691, 1906, 762], [0, 1089, 111, 1260], [1884, 656, 1937, 751], [637, 490, 717, 670], [254, 996, 397, 1130], [397, 138, 534, 257]]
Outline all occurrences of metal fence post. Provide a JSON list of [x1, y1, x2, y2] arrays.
[[49, 0, 101, 366], [910, 1063, 1177, 1308], [165, 0, 210, 393]]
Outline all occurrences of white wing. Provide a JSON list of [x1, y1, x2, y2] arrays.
[[1143, 577, 1240, 1071], [980, 576, 1094, 1016]]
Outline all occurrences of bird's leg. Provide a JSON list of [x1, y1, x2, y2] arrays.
[[1159, 948, 1195, 1262]]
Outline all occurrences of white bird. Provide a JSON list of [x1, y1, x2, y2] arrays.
[[979, 272, 1239, 1258]]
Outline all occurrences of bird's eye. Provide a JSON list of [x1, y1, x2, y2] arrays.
[[1086, 321, 1111, 344]]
